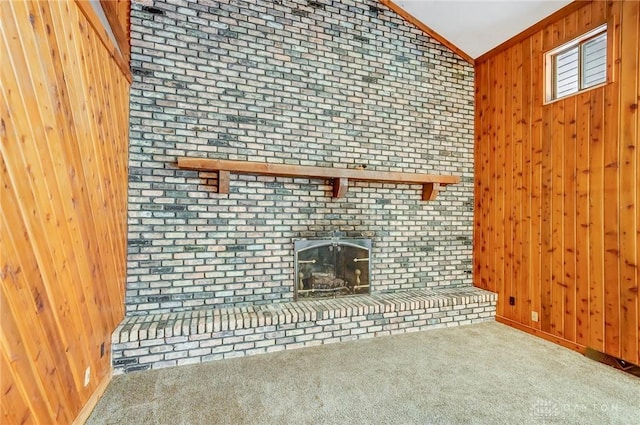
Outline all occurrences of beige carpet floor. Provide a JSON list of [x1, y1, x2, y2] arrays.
[[87, 322, 639, 425]]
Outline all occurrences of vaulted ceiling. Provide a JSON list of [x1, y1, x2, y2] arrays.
[[393, 0, 574, 59]]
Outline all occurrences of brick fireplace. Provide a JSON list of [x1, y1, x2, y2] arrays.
[[115, 0, 496, 373]]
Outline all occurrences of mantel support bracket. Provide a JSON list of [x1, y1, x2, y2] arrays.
[[333, 177, 349, 198], [218, 170, 230, 194], [422, 183, 441, 201]]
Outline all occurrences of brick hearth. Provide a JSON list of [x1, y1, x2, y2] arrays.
[[112, 287, 496, 373]]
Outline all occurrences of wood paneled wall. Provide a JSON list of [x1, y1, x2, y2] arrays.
[[1, 1, 130, 423], [474, 0, 639, 365]]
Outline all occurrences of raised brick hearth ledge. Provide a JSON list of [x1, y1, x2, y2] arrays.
[[112, 287, 497, 374]]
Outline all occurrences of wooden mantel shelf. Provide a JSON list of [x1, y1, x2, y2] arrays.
[[177, 157, 460, 201]]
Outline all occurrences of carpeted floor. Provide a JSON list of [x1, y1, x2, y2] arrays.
[[87, 322, 639, 425]]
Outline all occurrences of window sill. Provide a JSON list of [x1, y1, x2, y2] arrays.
[[543, 81, 608, 106]]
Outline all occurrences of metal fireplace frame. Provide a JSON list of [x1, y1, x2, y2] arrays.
[[293, 237, 372, 301]]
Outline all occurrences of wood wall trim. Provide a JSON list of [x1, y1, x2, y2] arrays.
[[100, 0, 131, 63], [74, 0, 131, 83], [496, 316, 587, 353], [379, 0, 474, 65], [71, 369, 112, 425], [475, 1, 588, 65]]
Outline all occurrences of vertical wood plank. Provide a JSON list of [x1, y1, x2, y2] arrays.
[[618, 0, 639, 365], [530, 31, 544, 331], [589, 88, 606, 351], [550, 19, 566, 339], [574, 4, 593, 348], [540, 23, 555, 333], [474, 62, 487, 290], [561, 1, 579, 344], [521, 36, 533, 326], [486, 55, 503, 294], [504, 46, 515, 319], [635, 0, 640, 367], [602, 0, 621, 358], [550, 97, 566, 338], [575, 92, 592, 347], [495, 52, 506, 318], [563, 94, 578, 342], [511, 42, 525, 324]]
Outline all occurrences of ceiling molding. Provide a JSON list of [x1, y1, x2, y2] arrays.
[[379, 0, 475, 65], [475, 1, 589, 65], [74, 0, 131, 82]]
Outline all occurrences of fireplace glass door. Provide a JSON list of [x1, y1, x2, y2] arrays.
[[294, 238, 371, 300]]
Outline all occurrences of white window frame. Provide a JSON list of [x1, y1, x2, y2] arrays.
[[544, 24, 608, 103]]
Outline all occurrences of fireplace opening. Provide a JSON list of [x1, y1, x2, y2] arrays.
[[294, 238, 371, 300]]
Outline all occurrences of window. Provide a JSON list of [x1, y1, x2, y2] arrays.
[[545, 25, 608, 102]]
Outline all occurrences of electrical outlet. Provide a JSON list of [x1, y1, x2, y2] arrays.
[[509, 296, 515, 306], [532, 311, 539, 322], [84, 367, 91, 387], [100, 342, 105, 358]]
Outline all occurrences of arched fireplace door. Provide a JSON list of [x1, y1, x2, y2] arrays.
[[294, 238, 371, 300]]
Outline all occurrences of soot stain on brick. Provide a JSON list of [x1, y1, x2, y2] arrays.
[[219, 29, 238, 38], [113, 358, 137, 366], [223, 89, 244, 97], [146, 295, 171, 303], [368, 5, 383, 15], [166, 81, 187, 89], [227, 245, 247, 252], [292, 9, 309, 18], [227, 115, 261, 124], [185, 246, 206, 252], [218, 133, 238, 141], [129, 166, 151, 175], [238, 59, 258, 68], [141, 6, 165, 15], [125, 365, 151, 373], [129, 239, 151, 247], [132, 67, 154, 77], [173, 294, 194, 300], [208, 139, 229, 146]]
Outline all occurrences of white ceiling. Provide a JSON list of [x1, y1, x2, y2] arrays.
[[394, 0, 574, 59]]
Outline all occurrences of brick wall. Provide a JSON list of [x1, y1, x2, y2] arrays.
[[127, 0, 475, 315]]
